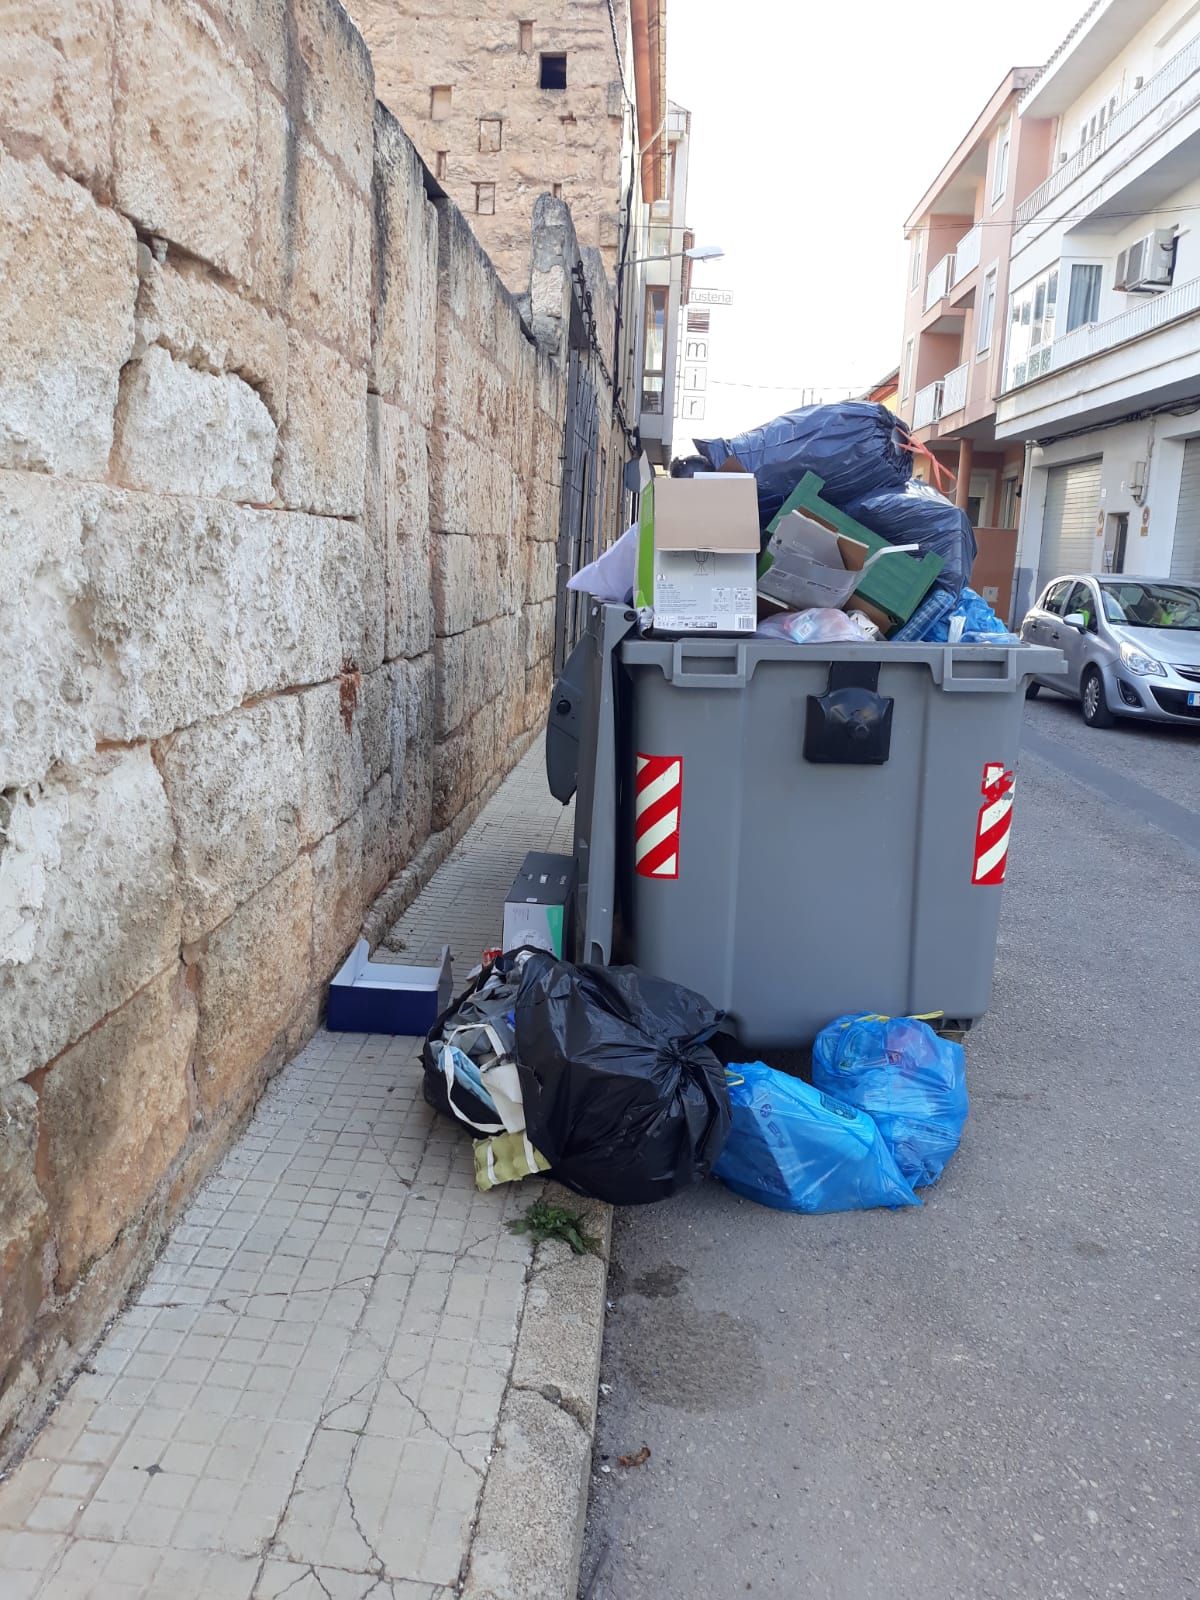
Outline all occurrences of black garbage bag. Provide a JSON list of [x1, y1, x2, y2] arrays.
[[694, 402, 913, 529], [842, 480, 977, 600], [514, 956, 731, 1205]]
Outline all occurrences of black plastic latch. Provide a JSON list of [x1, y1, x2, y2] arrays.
[[804, 662, 893, 765]]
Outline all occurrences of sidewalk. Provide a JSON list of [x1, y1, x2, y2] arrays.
[[0, 751, 598, 1600]]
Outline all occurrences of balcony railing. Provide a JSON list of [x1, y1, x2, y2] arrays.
[[1004, 274, 1200, 391], [952, 224, 982, 284], [1015, 31, 1200, 227], [924, 253, 953, 311], [913, 379, 944, 429], [942, 360, 970, 416]]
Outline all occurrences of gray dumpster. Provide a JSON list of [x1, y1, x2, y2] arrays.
[[548, 602, 1062, 1048]]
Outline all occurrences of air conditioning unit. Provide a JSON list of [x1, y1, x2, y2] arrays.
[[1114, 228, 1176, 292]]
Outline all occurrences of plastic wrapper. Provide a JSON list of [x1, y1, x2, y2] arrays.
[[713, 1062, 918, 1213], [842, 481, 977, 600], [567, 522, 639, 603], [757, 609, 871, 645], [694, 402, 913, 529], [812, 1014, 968, 1189], [513, 956, 730, 1205]]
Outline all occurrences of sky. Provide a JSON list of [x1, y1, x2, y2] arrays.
[[667, 0, 1086, 447]]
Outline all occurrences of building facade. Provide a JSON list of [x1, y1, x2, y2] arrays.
[[897, 71, 1053, 619], [993, 0, 1200, 616], [639, 101, 691, 464]]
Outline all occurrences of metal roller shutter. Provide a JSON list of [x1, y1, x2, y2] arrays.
[[1170, 438, 1200, 581], [1037, 459, 1102, 595]]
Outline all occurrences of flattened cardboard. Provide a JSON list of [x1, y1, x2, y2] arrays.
[[651, 473, 760, 553]]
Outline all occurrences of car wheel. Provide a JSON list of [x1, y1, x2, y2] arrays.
[[1025, 681, 1041, 700], [1081, 666, 1115, 728]]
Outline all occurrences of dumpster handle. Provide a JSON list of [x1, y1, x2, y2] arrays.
[[667, 640, 750, 690], [933, 646, 1022, 693]]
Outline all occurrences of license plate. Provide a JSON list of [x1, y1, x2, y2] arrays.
[[1189, 692, 1200, 708]]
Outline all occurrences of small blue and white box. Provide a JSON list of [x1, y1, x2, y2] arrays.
[[326, 940, 453, 1035]]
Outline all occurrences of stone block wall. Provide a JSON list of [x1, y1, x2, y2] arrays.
[[0, 0, 614, 1462]]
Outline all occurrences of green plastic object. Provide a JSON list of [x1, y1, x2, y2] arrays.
[[760, 472, 944, 627]]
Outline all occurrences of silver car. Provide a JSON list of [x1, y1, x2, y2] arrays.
[[1020, 574, 1200, 728]]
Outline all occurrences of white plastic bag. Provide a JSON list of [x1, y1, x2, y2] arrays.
[[567, 522, 639, 603]]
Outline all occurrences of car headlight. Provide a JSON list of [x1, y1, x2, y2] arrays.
[[1119, 642, 1166, 677]]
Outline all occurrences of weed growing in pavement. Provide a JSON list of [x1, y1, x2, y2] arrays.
[[507, 1199, 600, 1256]]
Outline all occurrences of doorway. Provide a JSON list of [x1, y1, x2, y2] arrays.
[[1103, 512, 1128, 574]]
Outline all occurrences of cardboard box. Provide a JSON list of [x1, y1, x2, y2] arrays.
[[758, 511, 914, 614], [503, 851, 576, 958], [636, 471, 760, 634], [327, 941, 453, 1035]]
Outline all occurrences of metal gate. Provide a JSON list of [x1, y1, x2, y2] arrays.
[[1170, 437, 1200, 581], [554, 346, 602, 674], [1037, 458, 1102, 596]]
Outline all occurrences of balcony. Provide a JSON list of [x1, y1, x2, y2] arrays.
[[952, 223, 982, 285], [1015, 31, 1200, 228], [1003, 274, 1200, 392], [913, 379, 944, 430], [942, 360, 970, 417], [924, 253, 953, 311]]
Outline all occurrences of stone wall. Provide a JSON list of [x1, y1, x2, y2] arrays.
[[0, 0, 617, 1463]]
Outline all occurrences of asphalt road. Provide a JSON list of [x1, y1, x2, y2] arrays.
[[580, 695, 1200, 1600]]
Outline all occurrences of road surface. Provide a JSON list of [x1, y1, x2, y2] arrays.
[[580, 695, 1200, 1600]]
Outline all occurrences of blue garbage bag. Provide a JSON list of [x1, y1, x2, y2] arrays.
[[842, 481, 977, 600], [812, 1015, 968, 1189], [694, 402, 913, 529], [713, 1062, 918, 1214], [921, 586, 1011, 642]]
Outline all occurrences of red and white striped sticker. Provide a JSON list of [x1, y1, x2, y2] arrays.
[[635, 754, 683, 879], [972, 763, 1016, 886]]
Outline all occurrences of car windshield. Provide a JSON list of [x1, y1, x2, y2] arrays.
[[1098, 581, 1200, 630]]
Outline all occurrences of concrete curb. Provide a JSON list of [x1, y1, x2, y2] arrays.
[[460, 1185, 613, 1600]]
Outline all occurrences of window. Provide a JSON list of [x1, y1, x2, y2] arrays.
[[474, 182, 495, 215], [519, 19, 534, 53], [539, 52, 567, 89], [642, 285, 667, 414], [1000, 474, 1019, 529], [992, 120, 1011, 203], [1004, 265, 1059, 389], [1042, 579, 1072, 615], [977, 265, 998, 353], [910, 237, 923, 293], [1066, 263, 1102, 331], [901, 336, 915, 398], [1066, 581, 1099, 630], [478, 117, 502, 152], [435, 150, 448, 179], [430, 85, 452, 120]]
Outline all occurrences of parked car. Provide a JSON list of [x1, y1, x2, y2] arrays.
[[1020, 574, 1200, 728]]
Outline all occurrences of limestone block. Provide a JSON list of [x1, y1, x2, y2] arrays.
[[434, 631, 465, 738], [371, 105, 438, 423], [0, 750, 182, 1087], [250, 85, 296, 306], [432, 725, 474, 833], [114, 0, 256, 282], [0, 152, 137, 477], [160, 697, 305, 941], [193, 857, 313, 1118], [289, 0, 375, 193], [289, 141, 370, 360], [112, 345, 277, 502], [366, 400, 433, 663], [434, 320, 474, 439], [436, 201, 473, 326], [533, 408, 561, 486], [467, 449, 492, 553], [0, 1083, 50, 1411], [298, 680, 367, 845], [360, 664, 393, 793], [0, 474, 97, 789], [278, 330, 367, 517], [433, 533, 478, 638], [361, 773, 393, 905], [392, 654, 433, 860], [526, 538, 558, 606], [524, 597, 556, 670], [209, 0, 288, 94], [311, 810, 365, 982], [135, 254, 288, 420], [0, 0, 115, 185], [429, 426, 469, 536], [38, 970, 195, 1290]]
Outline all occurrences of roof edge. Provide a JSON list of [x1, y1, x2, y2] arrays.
[[903, 66, 1041, 233]]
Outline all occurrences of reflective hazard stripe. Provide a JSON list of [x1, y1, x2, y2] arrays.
[[635, 755, 683, 879]]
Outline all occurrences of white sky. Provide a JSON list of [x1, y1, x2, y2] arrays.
[[668, 0, 1085, 447]]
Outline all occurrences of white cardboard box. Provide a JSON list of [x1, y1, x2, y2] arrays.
[[637, 470, 761, 634]]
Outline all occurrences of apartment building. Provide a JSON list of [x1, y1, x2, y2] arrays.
[[639, 102, 692, 464], [354, 0, 666, 293], [897, 71, 1053, 617], [995, 0, 1200, 615]]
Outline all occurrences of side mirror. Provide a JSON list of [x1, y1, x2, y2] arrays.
[[1063, 611, 1087, 630]]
